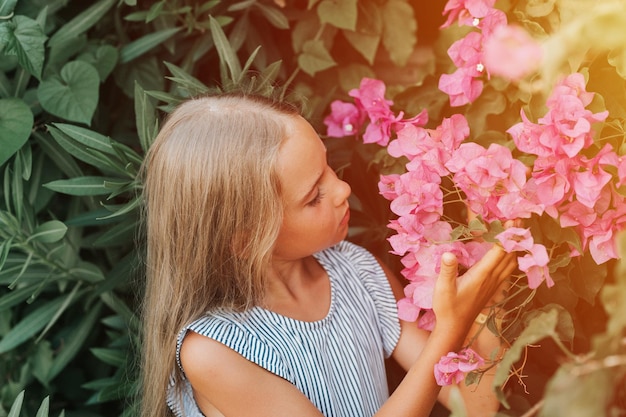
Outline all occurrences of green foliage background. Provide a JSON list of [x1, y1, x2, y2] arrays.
[[0, 0, 624, 416]]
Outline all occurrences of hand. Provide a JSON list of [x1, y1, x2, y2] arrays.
[[432, 245, 517, 335]]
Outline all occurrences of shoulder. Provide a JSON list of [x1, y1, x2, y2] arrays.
[[179, 332, 321, 417], [320, 240, 383, 274]]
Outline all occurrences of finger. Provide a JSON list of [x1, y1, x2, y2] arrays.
[[438, 252, 459, 286]]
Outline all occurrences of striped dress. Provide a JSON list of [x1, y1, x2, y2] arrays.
[[167, 240, 401, 417]]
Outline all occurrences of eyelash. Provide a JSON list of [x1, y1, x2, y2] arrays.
[[308, 190, 325, 206]]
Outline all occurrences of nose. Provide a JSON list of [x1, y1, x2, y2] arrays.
[[333, 176, 351, 206]]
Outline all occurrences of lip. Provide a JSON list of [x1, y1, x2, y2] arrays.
[[340, 207, 350, 226]]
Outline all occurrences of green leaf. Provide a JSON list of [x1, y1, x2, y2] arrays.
[[298, 39, 337, 76], [0, 98, 33, 167], [48, 0, 117, 47], [47, 126, 122, 174], [254, 3, 289, 29], [493, 308, 560, 408], [35, 396, 49, 417], [38, 61, 100, 125], [0, 284, 34, 312], [7, 390, 24, 417], [44, 176, 116, 196], [343, 30, 380, 65], [45, 303, 102, 382], [68, 261, 105, 283], [541, 365, 614, 417], [134, 82, 157, 152], [317, 0, 357, 31], [0, 296, 65, 354], [29, 220, 67, 243], [51, 123, 114, 154], [209, 15, 242, 83], [77, 44, 119, 81], [0, 15, 47, 79], [119, 27, 182, 63], [92, 218, 137, 247], [162, 61, 209, 96], [0, 0, 17, 17], [381, 0, 416, 66], [91, 347, 127, 367]]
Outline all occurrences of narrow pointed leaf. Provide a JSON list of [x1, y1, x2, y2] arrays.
[[0, 296, 65, 354], [119, 27, 181, 63], [48, 0, 117, 47], [7, 391, 24, 417], [45, 303, 102, 381], [44, 176, 117, 196], [29, 220, 67, 243], [209, 15, 242, 82]]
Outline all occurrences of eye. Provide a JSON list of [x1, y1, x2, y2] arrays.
[[308, 190, 325, 206]]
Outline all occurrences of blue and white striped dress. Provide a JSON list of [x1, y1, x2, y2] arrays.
[[167, 240, 401, 417]]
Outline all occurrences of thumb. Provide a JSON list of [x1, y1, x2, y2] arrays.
[[438, 252, 458, 284]]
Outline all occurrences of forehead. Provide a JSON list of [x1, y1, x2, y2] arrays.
[[276, 117, 326, 200]]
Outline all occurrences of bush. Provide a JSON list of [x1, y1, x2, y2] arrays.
[[1, 1, 625, 416]]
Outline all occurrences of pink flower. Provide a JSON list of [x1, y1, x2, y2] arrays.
[[495, 227, 534, 252], [324, 100, 365, 137], [518, 244, 554, 288], [439, 67, 484, 107], [483, 25, 543, 81], [477, 8, 508, 37], [397, 297, 421, 322], [434, 348, 485, 386], [448, 32, 484, 69], [441, 0, 497, 28]]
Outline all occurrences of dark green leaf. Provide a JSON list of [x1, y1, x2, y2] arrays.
[[90, 347, 127, 367], [38, 61, 100, 125], [48, 0, 117, 47], [119, 27, 182, 64], [45, 303, 102, 382], [0, 98, 32, 167], [68, 261, 105, 283], [51, 123, 115, 154], [28, 220, 67, 243], [77, 44, 119, 81], [0, 0, 17, 16], [134, 82, 157, 152], [44, 176, 116, 196], [0, 15, 46, 79], [0, 296, 65, 354]]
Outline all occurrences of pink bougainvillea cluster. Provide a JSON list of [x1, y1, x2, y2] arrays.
[[438, 0, 542, 106], [323, 0, 626, 386]]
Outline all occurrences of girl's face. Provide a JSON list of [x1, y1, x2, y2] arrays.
[[272, 116, 352, 261]]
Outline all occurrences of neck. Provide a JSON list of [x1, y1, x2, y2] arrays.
[[262, 255, 330, 321]]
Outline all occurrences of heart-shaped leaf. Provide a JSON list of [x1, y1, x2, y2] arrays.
[[0, 98, 33, 167], [37, 61, 99, 125], [0, 15, 46, 79], [317, 0, 357, 31], [297, 39, 336, 76]]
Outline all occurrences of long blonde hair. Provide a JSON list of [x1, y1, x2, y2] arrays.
[[140, 93, 300, 417]]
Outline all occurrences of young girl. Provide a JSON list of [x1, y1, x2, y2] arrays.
[[140, 92, 517, 417]]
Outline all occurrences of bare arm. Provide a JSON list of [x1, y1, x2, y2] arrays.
[[180, 245, 516, 417], [384, 247, 516, 416]]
